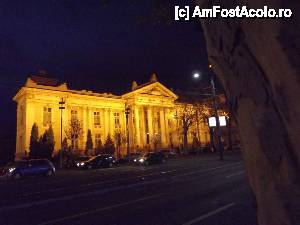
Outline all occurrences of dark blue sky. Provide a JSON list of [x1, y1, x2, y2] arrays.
[[0, 0, 209, 135]]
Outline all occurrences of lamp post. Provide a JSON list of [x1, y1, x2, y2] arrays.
[[125, 107, 130, 157], [210, 74, 224, 161], [59, 98, 65, 169], [193, 65, 224, 160]]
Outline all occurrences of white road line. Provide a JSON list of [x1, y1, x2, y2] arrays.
[[0, 179, 165, 212], [182, 203, 236, 225], [174, 162, 242, 179], [14, 163, 240, 198], [17, 170, 176, 198], [37, 194, 163, 225], [226, 171, 245, 178]]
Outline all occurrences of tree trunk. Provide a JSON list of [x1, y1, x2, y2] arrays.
[[196, 1, 300, 224], [183, 128, 188, 151], [227, 114, 232, 151]]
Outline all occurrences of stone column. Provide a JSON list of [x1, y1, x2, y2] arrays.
[[86, 107, 90, 130], [160, 108, 167, 147], [104, 109, 109, 138], [135, 106, 141, 147], [101, 108, 105, 138], [83, 107, 87, 144], [147, 107, 153, 147], [140, 107, 145, 147], [165, 108, 170, 147], [109, 110, 114, 137]]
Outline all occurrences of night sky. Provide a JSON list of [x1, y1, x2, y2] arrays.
[[0, 0, 209, 136]]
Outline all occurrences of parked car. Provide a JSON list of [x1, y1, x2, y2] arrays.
[[76, 154, 116, 169], [134, 152, 166, 165], [2, 159, 55, 179], [118, 152, 143, 164], [160, 149, 177, 159], [66, 156, 91, 168]]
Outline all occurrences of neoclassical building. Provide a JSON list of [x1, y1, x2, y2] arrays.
[[13, 74, 211, 159]]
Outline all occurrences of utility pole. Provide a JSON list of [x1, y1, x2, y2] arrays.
[[125, 107, 130, 157], [59, 98, 65, 169], [210, 74, 224, 161]]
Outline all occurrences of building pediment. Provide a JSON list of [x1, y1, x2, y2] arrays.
[[123, 82, 178, 100]]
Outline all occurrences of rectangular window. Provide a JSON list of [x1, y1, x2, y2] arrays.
[[114, 112, 120, 128], [94, 112, 101, 127], [43, 107, 52, 126], [71, 110, 78, 120]]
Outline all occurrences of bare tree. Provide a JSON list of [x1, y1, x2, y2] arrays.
[[151, 133, 161, 151], [176, 104, 197, 150], [114, 128, 127, 159], [65, 117, 84, 150]]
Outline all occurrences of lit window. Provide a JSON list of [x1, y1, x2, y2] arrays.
[[94, 112, 101, 127], [43, 107, 52, 126], [71, 110, 78, 120], [114, 113, 120, 128]]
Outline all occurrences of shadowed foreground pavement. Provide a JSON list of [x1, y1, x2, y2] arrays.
[[0, 152, 257, 225]]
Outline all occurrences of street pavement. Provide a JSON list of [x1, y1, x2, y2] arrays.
[[0, 152, 257, 225]]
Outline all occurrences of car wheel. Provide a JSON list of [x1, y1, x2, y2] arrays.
[[144, 161, 149, 166], [109, 162, 113, 168], [87, 165, 92, 170], [45, 169, 54, 177], [13, 173, 21, 180]]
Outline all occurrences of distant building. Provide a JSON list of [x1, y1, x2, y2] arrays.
[[13, 74, 215, 159]]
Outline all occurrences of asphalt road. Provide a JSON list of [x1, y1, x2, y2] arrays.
[[0, 152, 257, 225]]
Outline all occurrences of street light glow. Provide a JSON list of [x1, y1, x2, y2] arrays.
[[194, 73, 200, 78], [193, 73, 201, 79]]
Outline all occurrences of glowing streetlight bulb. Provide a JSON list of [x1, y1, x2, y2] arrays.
[[193, 73, 200, 79]]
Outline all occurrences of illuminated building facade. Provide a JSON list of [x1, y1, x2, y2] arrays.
[[13, 74, 211, 159]]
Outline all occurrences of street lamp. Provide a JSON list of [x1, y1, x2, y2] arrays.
[[59, 98, 65, 169], [125, 107, 130, 157], [193, 66, 224, 160], [210, 72, 224, 161]]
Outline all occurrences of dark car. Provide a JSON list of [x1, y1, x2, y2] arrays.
[[2, 159, 55, 179], [134, 152, 166, 165], [160, 149, 177, 159], [66, 156, 91, 168], [76, 155, 116, 169], [117, 152, 142, 164]]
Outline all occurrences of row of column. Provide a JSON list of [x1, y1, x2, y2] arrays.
[[62, 105, 169, 150], [133, 106, 170, 148]]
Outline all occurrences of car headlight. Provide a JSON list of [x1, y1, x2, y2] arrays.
[[139, 158, 144, 163], [80, 162, 85, 166], [8, 167, 16, 173], [134, 159, 137, 162]]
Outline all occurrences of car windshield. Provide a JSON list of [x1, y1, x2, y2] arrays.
[[87, 156, 98, 162], [76, 156, 91, 161]]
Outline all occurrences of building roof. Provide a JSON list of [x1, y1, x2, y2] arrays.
[[30, 76, 60, 87]]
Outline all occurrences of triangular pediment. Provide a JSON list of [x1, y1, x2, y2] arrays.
[[123, 82, 178, 100]]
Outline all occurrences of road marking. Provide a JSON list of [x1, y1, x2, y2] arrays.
[[174, 162, 242, 179], [226, 171, 244, 178], [37, 194, 163, 225], [14, 163, 240, 198], [182, 203, 236, 225], [16, 170, 177, 198], [0, 179, 166, 212], [161, 170, 177, 174]]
